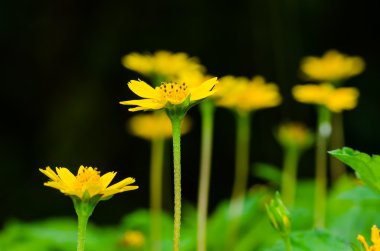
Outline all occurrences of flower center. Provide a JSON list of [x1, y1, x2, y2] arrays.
[[159, 82, 189, 105]]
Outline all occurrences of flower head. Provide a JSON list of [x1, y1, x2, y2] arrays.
[[121, 230, 145, 248], [357, 225, 380, 251], [39, 166, 138, 200], [217, 75, 281, 113], [122, 51, 205, 82], [120, 77, 218, 112], [292, 83, 359, 112], [277, 122, 314, 150], [300, 50, 365, 82], [128, 112, 192, 140]]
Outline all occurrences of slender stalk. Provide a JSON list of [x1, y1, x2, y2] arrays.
[[283, 236, 292, 251], [281, 147, 300, 207], [77, 214, 90, 251], [197, 100, 215, 251], [150, 136, 165, 251], [329, 112, 346, 182], [226, 112, 251, 250], [314, 106, 331, 228], [171, 117, 182, 251]]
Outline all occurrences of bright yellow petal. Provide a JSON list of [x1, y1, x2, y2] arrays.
[[39, 167, 60, 181], [56, 167, 77, 187], [358, 235, 370, 251], [128, 80, 159, 99], [120, 99, 165, 111], [106, 177, 136, 191], [100, 172, 117, 189], [190, 77, 218, 101]]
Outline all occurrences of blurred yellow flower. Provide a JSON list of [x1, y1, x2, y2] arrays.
[[217, 75, 281, 113], [121, 230, 145, 248], [122, 50, 205, 80], [39, 166, 138, 200], [128, 112, 192, 140], [292, 83, 359, 113], [277, 122, 314, 150], [300, 50, 365, 82], [357, 225, 380, 251], [120, 77, 218, 112]]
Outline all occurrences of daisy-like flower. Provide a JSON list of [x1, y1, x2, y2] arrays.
[[357, 225, 380, 251], [300, 50, 365, 82], [217, 75, 282, 113], [292, 83, 359, 113], [128, 112, 192, 140], [120, 77, 218, 113], [39, 166, 138, 200], [122, 51, 205, 82]]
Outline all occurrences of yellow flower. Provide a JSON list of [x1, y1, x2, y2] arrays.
[[121, 230, 145, 248], [217, 75, 281, 113], [357, 225, 380, 251], [277, 122, 314, 150], [120, 77, 218, 112], [128, 112, 192, 140], [121, 50, 205, 80], [39, 166, 138, 200], [300, 50, 365, 82], [292, 83, 359, 112]]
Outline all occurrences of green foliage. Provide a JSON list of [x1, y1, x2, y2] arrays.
[[266, 229, 350, 251], [252, 162, 282, 186], [329, 147, 380, 194]]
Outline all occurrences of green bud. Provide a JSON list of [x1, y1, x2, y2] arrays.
[[266, 191, 291, 236]]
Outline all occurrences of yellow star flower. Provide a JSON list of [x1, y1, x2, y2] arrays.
[[120, 77, 218, 112], [217, 75, 281, 113], [39, 166, 138, 200], [121, 50, 205, 80], [357, 225, 380, 251], [300, 50, 365, 82], [128, 112, 192, 140], [292, 83, 359, 113]]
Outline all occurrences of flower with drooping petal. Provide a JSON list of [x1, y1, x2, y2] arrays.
[[39, 166, 138, 200], [128, 112, 192, 140], [357, 225, 380, 251], [300, 50, 365, 82], [292, 83, 359, 113], [120, 77, 218, 112], [121, 51, 205, 82], [217, 75, 281, 113]]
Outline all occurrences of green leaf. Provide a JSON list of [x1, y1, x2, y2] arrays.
[[252, 162, 282, 185], [329, 147, 380, 195]]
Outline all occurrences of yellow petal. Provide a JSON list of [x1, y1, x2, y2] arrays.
[[190, 77, 218, 101], [56, 167, 77, 187], [39, 167, 60, 181], [120, 99, 165, 111], [128, 80, 159, 99], [100, 172, 117, 189], [106, 177, 136, 191]]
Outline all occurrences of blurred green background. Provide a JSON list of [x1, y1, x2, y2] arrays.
[[1, 0, 379, 227]]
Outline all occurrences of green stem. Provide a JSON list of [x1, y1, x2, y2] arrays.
[[197, 100, 215, 251], [226, 112, 251, 250], [171, 117, 183, 251], [283, 235, 292, 251], [77, 213, 90, 251], [329, 112, 346, 182], [150, 136, 165, 251], [281, 147, 300, 207], [314, 106, 331, 228]]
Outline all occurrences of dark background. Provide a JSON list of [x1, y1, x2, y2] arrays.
[[1, 0, 379, 226]]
